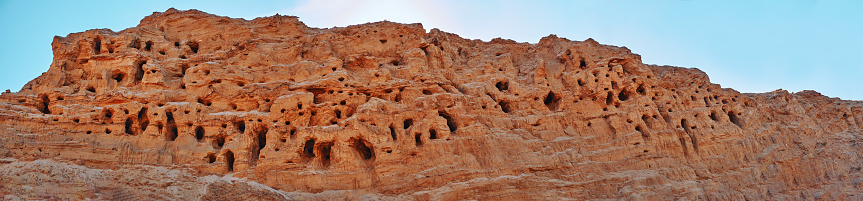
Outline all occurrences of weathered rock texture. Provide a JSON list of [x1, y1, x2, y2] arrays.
[[1, 9, 862, 200]]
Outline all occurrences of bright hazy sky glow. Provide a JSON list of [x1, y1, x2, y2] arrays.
[[1, 0, 861, 100]]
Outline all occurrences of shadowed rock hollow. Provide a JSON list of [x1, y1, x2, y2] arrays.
[[1, 8, 862, 200]]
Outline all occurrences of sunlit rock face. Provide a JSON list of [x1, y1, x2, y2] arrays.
[[1, 8, 862, 200]]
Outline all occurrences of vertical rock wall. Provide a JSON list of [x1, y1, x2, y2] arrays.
[[0, 8, 861, 200]]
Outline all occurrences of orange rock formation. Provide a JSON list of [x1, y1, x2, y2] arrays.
[[1, 9, 862, 200]]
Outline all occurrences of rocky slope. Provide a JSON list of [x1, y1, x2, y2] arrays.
[[1, 8, 862, 200]]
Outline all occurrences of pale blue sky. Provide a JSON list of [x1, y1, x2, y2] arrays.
[[1, 0, 861, 100]]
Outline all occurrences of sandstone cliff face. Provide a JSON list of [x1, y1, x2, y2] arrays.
[[1, 9, 862, 200]]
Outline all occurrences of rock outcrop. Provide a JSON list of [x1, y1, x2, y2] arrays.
[[1, 9, 862, 200]]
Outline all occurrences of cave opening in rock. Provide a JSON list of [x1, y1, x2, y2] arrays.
[[499, 100, 511, 113], [165, 111, 177, 141], [495, 81, 509, 91], [195, 126, 204, 141], [138, 107, 149, 135], [144, 41, 153, 51], [225, 150, 234, 172], [579, 58, 587, 69], [415, 133, 423, 147], [544, 91, 559, 110], [438, 111, 457, 132], [350, 138, 375, 161], [318, 141, 334, 167], [429, 129, 438, 139], [124, 117, 134, 135], [187, 41, 199, 54], [206, 153, 216, 163], [211, 135, 225, 150], [256, 127, 268, 154], [618, 89, 630, 101], [389, 124, 397, 141], [93, 37, 101, 54], [197, 98, 212, 106], [403, 119, 413, 130], [303, 139, 316, 158], [133, 60, 146, 83], [37, 94, 51, 114], [234, 120, 245, 134], [112, 71, 125, 83], [129, 38, 140, 49], [636, 84, 646, 95]]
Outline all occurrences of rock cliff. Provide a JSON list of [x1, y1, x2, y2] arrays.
[[1, 9, 862, 200]]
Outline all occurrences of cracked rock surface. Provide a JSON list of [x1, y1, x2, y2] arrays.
[[1, 9, 862, 200]]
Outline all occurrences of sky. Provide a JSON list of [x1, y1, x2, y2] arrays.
[[1, 0, 861, 100]]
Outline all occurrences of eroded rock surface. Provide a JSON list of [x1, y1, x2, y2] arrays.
[[1, 9, 862, 200]]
